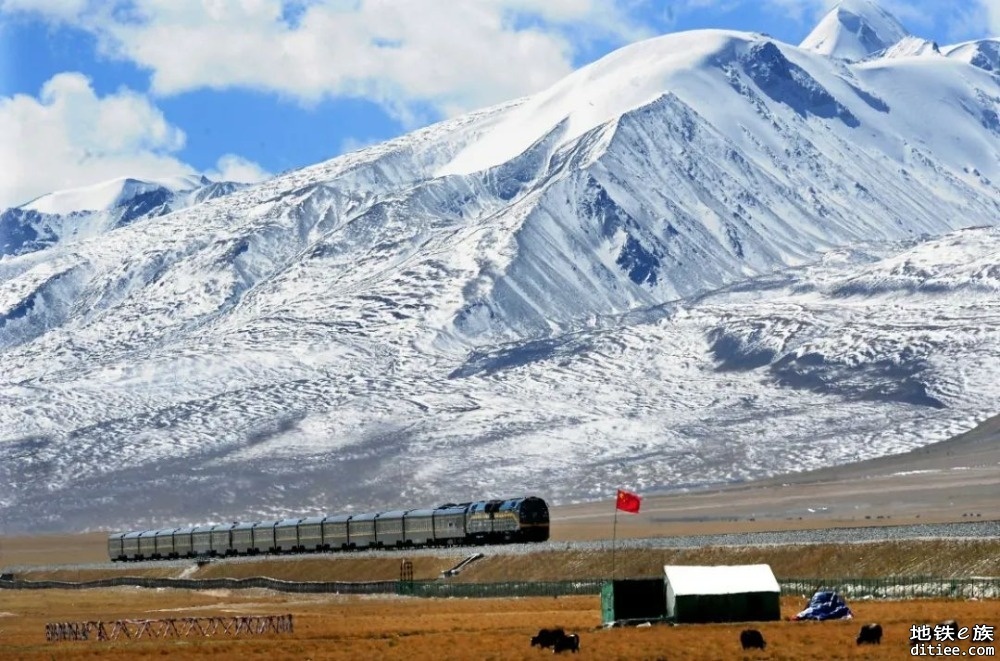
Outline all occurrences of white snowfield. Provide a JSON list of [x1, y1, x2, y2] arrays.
[[0, 1, 999, 533]]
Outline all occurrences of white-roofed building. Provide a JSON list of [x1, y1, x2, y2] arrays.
[[663, 564, 781, 623]]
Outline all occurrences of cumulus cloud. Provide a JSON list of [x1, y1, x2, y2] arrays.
[[206, 153, 272, 184], [0, 72, 192, 207], [974, 0, 1000, 36], [3, 0, 653, 122], [0, 73, 269, 207]]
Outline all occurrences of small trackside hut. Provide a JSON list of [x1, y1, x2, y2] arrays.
[[601, 579, 669, 625], [664, 564, 781, 624]]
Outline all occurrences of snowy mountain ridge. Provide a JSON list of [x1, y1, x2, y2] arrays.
[[943, 38, 1000, 72], [800, 0, 911, 61], [1, 1, 999, 533], [0, 175, 246, 257]]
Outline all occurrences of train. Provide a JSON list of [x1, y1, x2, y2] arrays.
[[108, 495, 550, 561]]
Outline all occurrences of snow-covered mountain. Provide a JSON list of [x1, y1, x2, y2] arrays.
[[0, 175, 245, 257], [879, 36, 940, 60], [800, 0, 910, 61], [2, 1, 999, 533], [944, 38, 1000, 72]]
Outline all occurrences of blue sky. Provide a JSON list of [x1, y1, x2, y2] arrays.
[[1, 0, 996, 208]]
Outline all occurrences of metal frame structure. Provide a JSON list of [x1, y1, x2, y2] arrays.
[[45, 614, 293, 642]]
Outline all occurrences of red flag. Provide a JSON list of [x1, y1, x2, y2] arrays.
[[616, 488, 641, 514]]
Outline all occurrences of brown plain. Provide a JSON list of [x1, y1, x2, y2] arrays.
[[1, 591, 998, 660]]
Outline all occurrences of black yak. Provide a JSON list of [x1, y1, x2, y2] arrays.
[[857, 622, 883, 645], [530, 628, 565, 648], [740, 629, 766, 650], [552, 632, 580, 654]]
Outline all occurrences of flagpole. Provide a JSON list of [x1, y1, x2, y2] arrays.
[[611, 494, 619, 581]]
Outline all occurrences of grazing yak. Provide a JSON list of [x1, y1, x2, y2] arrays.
[[740, 629, 766, 650], [530, 628, 566, 649], [552, 632, 580, 654], [857, 623, 883, 645]]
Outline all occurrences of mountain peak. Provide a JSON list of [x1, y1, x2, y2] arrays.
[[19, 174, 213, 215], [943, 38, 1000, 73], [800, 0, 909, 61], [3, 174, 244, 257], [439, 29, 766, 176], [878, 35, 940, 60]]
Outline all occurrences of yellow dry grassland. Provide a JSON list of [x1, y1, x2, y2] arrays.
[[0, 590, 997, 660]]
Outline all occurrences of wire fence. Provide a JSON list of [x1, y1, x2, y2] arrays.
[[0, 576, 400, 594], [401, 580, 603, 598], [2, 575, 999, 600], [779, 576, 1000, 600]]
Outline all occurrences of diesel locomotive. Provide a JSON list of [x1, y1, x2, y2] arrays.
[[108, 495, 550, 561]]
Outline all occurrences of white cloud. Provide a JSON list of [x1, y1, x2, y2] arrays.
[[0, 72, 192, 207], [0, 73, 269, 207], [339, 135, 381, 155], [206, 153, 272, 183], [974, 0, 1000, 36], [4, 0, 653, 123]]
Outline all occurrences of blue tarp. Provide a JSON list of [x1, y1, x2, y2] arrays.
[[793, 591, 853, 621]]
